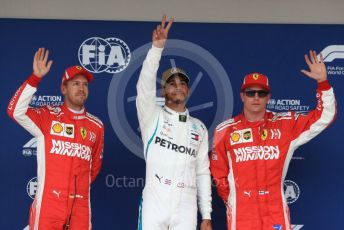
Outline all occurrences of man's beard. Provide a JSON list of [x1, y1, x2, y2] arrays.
[[165, 97, 186, 105], [67, 95, 87, 107]]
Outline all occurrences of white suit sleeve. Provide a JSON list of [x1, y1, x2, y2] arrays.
[[196, 128, 212, 220], [7, 74, 45, 137], [136, 46, 163, 137]]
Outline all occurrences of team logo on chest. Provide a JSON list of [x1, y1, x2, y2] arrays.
[[230, 128, 253, 145], [261, 129, 268, 140], [50, 121, 75, 138], [260, 128, 281, 140], [80, 127, 87, 140]]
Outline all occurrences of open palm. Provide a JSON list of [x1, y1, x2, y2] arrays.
[[33, 47, 53, 78], [301, 50, 327, 82]]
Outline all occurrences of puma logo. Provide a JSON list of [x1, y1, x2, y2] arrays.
[[244, 191, 251, 197], [155, 174, 163, 183], [53, 190, 61, 198]]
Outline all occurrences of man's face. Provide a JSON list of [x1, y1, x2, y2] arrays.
[[61, 75, 89, 109], [240, 86, 270, 114], [162, 75, 189, 105]]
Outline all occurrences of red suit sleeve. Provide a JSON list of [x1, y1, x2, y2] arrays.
[[91, 125, 104, 183], [210, 127, 230, 203]]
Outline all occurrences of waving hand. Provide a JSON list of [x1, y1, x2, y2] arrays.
[[33, 47, 53, 78], [301, 50, 327, 82]]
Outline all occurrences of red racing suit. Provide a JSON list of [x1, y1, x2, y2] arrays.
[[210, 81, 336, 230], [7, 74, 104, 230]]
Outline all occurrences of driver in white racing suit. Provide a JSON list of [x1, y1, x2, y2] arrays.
[[136, 16, 212, 230]]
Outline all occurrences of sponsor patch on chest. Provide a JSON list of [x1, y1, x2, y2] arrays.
[[50, 121, 74, 138], [233, 145, 280, 162], [190, 131, 201, 147], [154, 136, 197, 158], [230, 128, 253, 145], [50, 139, 91, 161]]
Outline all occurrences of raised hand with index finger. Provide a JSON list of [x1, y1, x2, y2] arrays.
[[152, 15, 174, 49]]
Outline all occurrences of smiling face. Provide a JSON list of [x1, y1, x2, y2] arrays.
[[162, 74, 189, 105], [61, 74, 89, 111], [240, 86, 270, 115]]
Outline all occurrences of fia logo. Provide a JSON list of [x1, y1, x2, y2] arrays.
[[26, 177, 38, 199], [78, 37, 131, 74], [22, 138, 37, 157], [284, 180, 300, 204]]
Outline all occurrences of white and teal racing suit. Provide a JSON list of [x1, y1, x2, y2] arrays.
[[136, 46, 212, 230]]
